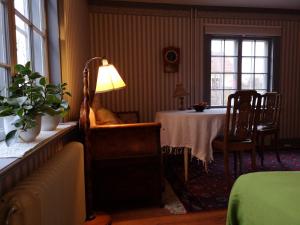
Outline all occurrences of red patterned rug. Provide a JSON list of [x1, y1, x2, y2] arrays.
[[164, 149, 300, 212]]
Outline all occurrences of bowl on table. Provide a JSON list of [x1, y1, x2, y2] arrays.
[[193, 103, 208, 112]]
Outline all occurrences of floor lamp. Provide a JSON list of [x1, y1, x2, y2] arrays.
[[79, 57, 126, 221]]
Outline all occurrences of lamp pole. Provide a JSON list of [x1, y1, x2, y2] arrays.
[[80, 57, 104, 221]]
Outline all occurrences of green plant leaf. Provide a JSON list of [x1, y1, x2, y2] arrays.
[[25, 61, 31, 69], [14, 77, 25, 85], [46, 94, 61, 104], [15, 64, 25, 72], [60, 110, 68, 117], [5, 130, 17, 146], [29, 72, 42, 80], [16, 108, 24, 117], [0, 107, 14, 117], [39, 77, 46, 86]]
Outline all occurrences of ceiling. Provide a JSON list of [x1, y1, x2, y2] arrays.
[[115, 0, 300, 10]]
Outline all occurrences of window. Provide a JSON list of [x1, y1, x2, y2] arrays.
[[14, 0, 47, 73], [0, 0, 48, 139], [207, 36, 276, 107], [0, 0, 10, 137]]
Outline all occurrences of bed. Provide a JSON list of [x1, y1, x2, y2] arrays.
[[227, 171, 300, 225]]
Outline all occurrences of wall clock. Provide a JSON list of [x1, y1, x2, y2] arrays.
[[163, 47, 180, 73]]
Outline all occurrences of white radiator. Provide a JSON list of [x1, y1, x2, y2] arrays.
[[0, 142, 86, 225]]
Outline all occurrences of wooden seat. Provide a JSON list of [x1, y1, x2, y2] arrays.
[[212, 90, 261, 186], [257, 92, 281, 166]]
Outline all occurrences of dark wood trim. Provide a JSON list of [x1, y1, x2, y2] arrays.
[[203, 34, 211, 104], [280, 138, 300, 149], [79, 68, 95, 220], [88, 0, 300, 16], [237, 38, 242, 91]]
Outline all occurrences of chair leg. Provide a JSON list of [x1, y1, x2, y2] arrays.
[[233, 152, 237, 178], [223, 151, 232, 187], [238, 152, 243, 175], [274, 131, 281, 163], [260, 135, 265, 167], [251, 146, 257, 170]]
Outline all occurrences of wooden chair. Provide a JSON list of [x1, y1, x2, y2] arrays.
[[212, 90, 261, 185], [257, 92, 281, 166]]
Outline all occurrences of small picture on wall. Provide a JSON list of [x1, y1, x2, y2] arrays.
[[163, 47, 180, 73]]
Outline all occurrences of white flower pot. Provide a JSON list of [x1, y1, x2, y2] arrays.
[[19, 115, 41, 142], [41, 114, 61, 131], [3, 115, 18, 135]]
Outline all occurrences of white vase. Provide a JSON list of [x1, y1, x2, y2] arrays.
[[41, 114, 61, 131], [19, 115, 42, 142], [3, 115, 18, 135]]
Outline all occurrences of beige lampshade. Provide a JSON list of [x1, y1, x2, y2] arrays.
[[95, 60, 126, 93], [173, 83, 188, 98]]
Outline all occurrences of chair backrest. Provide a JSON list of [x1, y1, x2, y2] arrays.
[[224, 90, 261, 142], [260, 92, 281, 126]]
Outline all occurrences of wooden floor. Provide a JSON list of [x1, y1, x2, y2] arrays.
[[86, 209, 227, 225]]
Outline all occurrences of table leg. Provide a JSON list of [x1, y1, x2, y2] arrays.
[[184, 147, 189, 182]]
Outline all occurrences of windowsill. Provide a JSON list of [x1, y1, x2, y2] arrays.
[[0, 122, 78, 174]]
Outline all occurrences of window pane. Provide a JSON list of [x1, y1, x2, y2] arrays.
[[255, 74, 268, 89], [32, 0, 45, 31], [211, 90, 223, 106], [0, 2, 7, 64], [211, 57, 224, 73], [0, 67, 9, 96], [33, 31, 45, 74], [242, 74, 254, 89], [224, 74, 237, 89], [15, 15, 30, 64], [211, 40, 224, 56], [255, 58, 268, 73], [211, 74, 223, 89], [242, 57, 254, 73], [225, 40, 238, 56], [224, 90, 236, 105], [14, 0, 29, 18], [242, 41, 255, 56], [224, 57, 237, 73], [255, 41, 268, 57]]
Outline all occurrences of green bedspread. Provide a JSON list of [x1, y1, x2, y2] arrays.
[[227, 171, 300, 225]]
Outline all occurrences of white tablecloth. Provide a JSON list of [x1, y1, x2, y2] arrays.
[[155, 108, 226, 163]]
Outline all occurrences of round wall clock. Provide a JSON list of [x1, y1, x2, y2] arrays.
[[163, 47, 180, 73]]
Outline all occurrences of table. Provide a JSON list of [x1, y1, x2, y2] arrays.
[[155, 108, 226, 181]]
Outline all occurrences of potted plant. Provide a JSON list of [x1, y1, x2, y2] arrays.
[[40, 81, 71, 131], [0, 62, 45, 145]]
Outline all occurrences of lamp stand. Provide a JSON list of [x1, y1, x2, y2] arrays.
[[79, 67, 95, 221], [178, 96, 185, 110]]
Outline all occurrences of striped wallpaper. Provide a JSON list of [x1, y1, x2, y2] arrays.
[[88, 5, 300, 139]]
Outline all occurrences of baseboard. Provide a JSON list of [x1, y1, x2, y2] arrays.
[[280, 138, 300, 149]]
